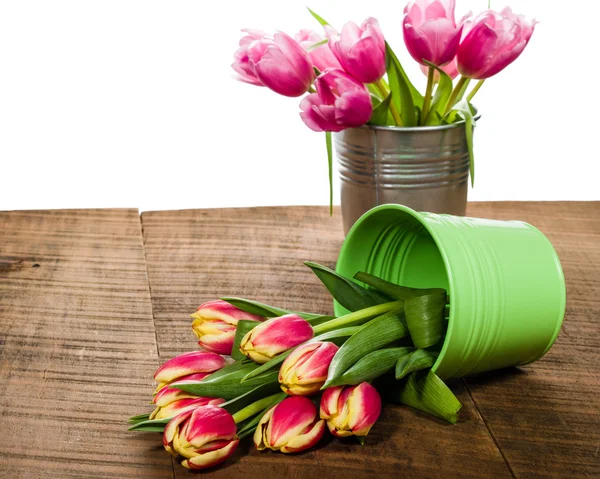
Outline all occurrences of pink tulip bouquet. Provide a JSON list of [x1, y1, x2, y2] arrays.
[[232, 2, 536, 204], [129, 261, 459, 471]]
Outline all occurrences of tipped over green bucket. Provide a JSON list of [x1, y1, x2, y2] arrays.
[[335, 204, 566, 380]]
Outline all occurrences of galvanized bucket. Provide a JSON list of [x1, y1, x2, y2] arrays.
[[335, 122, 472, 234]]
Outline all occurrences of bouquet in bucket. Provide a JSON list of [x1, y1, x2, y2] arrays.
[[129, 261, 459, 470], [232, 1, 536, 206]]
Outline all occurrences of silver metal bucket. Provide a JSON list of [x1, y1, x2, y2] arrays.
[[335, 122, 471, 234]]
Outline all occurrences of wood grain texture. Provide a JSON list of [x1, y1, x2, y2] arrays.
[[462, 202, 600, 478], [0, 210, 172, 478], [141, 206, 511, 478]]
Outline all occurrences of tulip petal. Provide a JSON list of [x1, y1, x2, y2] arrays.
[[320, 386, 343, 419], [182, 439, 239, 470], [346, 382, 382, 435], [154, 351, 226, 384], [196, 299, 264, 324], [163, 409, 193, 453], [273, 32, 314, 83], [242, 315, 314, 360], [153, 386, 198, 406], [183, 406, 237, 449], [345, 36, 386, 83], [268, 397, 317, 449], [151, 397, 225, 420], [280, 419, 325, 453], [300, 95, 329, 132], [253, 405, 275, 450]]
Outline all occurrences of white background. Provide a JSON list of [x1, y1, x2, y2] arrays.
[[1, 1, 598, 211]]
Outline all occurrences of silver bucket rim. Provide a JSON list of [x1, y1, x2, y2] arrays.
[[352, 114, 481, 133]]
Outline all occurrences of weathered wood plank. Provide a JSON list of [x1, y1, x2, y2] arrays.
[[0, 210, 173, 478], [141, 206, 511, 478], [463, 202, 600, 478]]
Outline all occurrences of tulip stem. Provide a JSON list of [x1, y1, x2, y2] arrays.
[[421, 66, 435, 125], [308, 86, 316, 93], [444, 76, 469, 115], [466, 80, 485, 103], [232, 393, 284, 424], [374, 79, 403, 127], [313, 300, 404, 335]]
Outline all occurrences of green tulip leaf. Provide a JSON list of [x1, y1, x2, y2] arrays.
[[324, 308, 409, 387], [369, 93, 392, 126], [222, 296, 324, 320], [128, 413, 151, 424], [385, 42, 421, 126], [455, 78, 472, 104], [354, 271, 444, 301], [395, 349, 438, 380], [404, 289, 447, 349], [172, 361, 279, 399], [231, 320, 260, 361], [307, 7, 330, 26], [367, 83, 384, 101], [305, 261, 389, 312], [128, 417, 170, 432], [219, 381, 282, 415], [447, 99, 476, 186], [424, 111, 443, 126], [393, 370, 462, 424], [328, 347, 413, 387], [422, 60, 453, 123], [240, 326, 361, 383]]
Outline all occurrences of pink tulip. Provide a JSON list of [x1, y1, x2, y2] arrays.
[[320, 382, 382, 437], [246, 32, 315, 97], [419, 57, 459, 81], [239, 314, 314, 364], [150, 386, 225, 420], [154, 351, 226, 392], [295, 29, 342, 72], [300, 68, 372, 133], [191, 300, 265, 355], [254, 396, 325, 453], [457, 7, 536, 80], [403, 0, 468, 66], [163, 406, 239, 470], [279, 341, 339, 396], [326, 18, 386, 84], [232, 29, 266, 86]]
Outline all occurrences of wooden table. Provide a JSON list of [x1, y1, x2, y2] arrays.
[[1, 203, 599, 478]]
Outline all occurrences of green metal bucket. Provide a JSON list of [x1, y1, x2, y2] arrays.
[[335, 204, 566, 380]]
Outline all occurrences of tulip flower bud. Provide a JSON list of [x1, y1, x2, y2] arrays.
[[320, 382, 382, 437], [254, 396, 325, 453], [300, 68, 372, 133], [239, 314, 314, 364], [279, 341, 339, 396], [232, 29, 267, 86], [246, 32, 315, 97], [403, 0, 469, 67], [326, 18, 386, 84], [191, 300, 265, 355], [154, 351, 226, 392], [457, 7, 536, 80], [150, 386, 225, 420], [295, 29, 342, 72], [163, 406, 239, 470]]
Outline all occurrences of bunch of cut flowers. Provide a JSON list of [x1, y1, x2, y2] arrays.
[[129, 262, 459, 470], [232, 1, 536, 205]]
